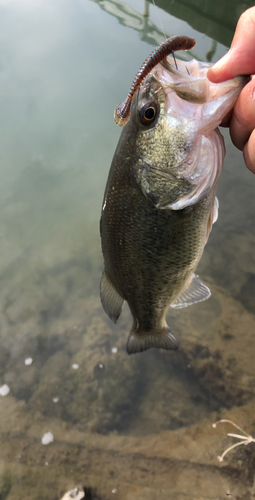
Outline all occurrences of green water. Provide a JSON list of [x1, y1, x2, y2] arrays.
[[0, 1, 254, 499]]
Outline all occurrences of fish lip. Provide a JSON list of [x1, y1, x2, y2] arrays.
[[155, 58, 247, 108], [161, 56, 211, 78], [152, 58, 247, 142]]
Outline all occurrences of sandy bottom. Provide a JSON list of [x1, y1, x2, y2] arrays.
[[0, 247, 254, 499]]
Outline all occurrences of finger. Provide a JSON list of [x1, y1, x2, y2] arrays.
[[243, 129, 255, 174], [219, 109, 232, 127], [208, 7, 255, 83], [229, 77, 255, 150]]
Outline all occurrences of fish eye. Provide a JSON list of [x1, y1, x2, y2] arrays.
[[139, 102, 158, 125]]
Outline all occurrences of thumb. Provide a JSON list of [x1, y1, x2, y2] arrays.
[[208, 7, 255, 83]]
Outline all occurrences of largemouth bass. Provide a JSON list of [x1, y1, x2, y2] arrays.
[[100, 36, 246, 355]]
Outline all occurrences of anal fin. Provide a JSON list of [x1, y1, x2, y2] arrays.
[[100, 271, 124, 323], [170, 274, 211, 309]]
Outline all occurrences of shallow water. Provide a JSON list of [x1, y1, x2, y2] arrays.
[[0, 0, 255, 498]]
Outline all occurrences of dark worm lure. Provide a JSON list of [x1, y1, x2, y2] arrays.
[[114, 35, 196, 127]]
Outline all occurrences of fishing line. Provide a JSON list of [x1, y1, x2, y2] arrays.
[[151, 0, 167, 41], [152, 1, 178, 69]]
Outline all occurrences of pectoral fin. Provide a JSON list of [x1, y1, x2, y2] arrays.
[[100, 271, 124, 323], [212, 196, 219, 224], [205, 196, 219, 243], [170, 274, 211, 309]]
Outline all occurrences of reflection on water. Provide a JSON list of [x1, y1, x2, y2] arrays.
[[0, 0, 254, 499], [149, 0, 255, 46]]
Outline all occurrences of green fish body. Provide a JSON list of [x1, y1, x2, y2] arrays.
[[100, 56, 246, 354]]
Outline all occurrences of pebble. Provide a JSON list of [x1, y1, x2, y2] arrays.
[[0, 384, 10, 396], [60, 487, 85, 500], [24, 357, 33, 366], [41, 432, 54, 445]]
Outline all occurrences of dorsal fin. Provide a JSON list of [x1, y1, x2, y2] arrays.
[[170, 274, 211, 309], [100, 271, 124, 323]]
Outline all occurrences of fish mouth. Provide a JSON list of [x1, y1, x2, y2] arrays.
[[136, 57, 248, 211], [155, 57, 248, 136], [143, 57, 248, 210], [158, 56, 247, 103]]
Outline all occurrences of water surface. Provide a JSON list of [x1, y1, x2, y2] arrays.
[[0, 1, 254, 498]]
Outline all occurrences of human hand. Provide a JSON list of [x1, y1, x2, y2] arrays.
[[207, 7, 255, 173]]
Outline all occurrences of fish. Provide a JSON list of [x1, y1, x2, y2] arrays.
[[100, 36, 247, 355]]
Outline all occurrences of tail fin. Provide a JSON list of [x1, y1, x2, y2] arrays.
[[126, 325, 179, 355]]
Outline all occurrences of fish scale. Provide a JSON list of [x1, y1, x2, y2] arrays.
[[101, 120, 215, 348]]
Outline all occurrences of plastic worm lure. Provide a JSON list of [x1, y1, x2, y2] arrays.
[[114, 35, 196, 127]]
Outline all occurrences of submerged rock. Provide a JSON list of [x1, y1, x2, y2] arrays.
[[60, 487, 85, 500]]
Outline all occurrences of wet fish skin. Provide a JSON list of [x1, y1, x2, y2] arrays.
[[100, 56, 246, 355], [101, 119, 215, 354]]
